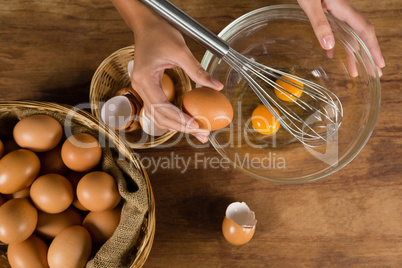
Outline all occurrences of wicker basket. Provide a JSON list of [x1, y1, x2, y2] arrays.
[[0, 101, 155, 268], [90, 45, 192, 149]]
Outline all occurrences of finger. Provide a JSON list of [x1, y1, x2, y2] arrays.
[[298, 0, 335, 50], [146, 101, 197, 130], [344, 45, 359, 77], [194, 134, 209, 144], [178, 48, 224, 90], [329, 4, 385, 71], [144, 103, 210, 135], [326, 47, 335, 59]]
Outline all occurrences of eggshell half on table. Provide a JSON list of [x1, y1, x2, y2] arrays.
[[0, 149, 40, 194], [13, 114, 63, 152], [47, 225, 92, 268], [222, 202, 257, 245], [0, 198, 38, 244], [7, 234, 49, 268]]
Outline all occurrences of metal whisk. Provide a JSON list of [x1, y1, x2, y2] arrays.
[[139, 0, 343, 147]]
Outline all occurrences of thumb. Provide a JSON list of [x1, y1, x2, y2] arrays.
[[179, 49, 224, 91], [298, 0, 335, 50]]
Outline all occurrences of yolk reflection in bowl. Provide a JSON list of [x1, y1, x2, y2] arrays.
[[251, 105, 280, 135], [274, 75, 303, 102]]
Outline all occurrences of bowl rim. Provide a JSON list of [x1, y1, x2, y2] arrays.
[[201, 4, 381, 184]]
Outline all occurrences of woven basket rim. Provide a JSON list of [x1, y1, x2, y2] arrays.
[[0, 100, 155, 268]]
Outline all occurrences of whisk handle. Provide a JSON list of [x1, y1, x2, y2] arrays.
[[139, 0, 230, 58]]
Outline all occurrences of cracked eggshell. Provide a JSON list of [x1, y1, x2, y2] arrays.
[[222, 202, 257, 245], [139, 107, 168, 137], [100, 95, 135, 130]]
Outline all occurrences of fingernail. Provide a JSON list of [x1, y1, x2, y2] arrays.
[[322, 35, 335, 50], [377, 66, 383, 77], [195, 135, 208, 143], [127, 60, 134, 79], [210, 77, 223, 89], [379, 57, 386, 68], [186, 120, 199, 130]]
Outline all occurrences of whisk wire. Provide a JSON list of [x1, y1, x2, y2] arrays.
[[224, 49, 343, 147]]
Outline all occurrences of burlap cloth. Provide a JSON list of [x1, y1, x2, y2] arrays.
[[0, 104, 149, 268]]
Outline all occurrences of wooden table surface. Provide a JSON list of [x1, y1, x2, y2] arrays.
[[1, 0, 401, 267]]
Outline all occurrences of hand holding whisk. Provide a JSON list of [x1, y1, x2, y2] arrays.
[[139, 0, 343, 147]]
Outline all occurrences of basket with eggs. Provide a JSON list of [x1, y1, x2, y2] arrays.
[[0, 44, 237, 268], [0, 101, 155, 268], [90, 45, 235, 146]]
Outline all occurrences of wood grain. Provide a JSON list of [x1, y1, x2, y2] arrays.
[[1, 0, 401, 267]]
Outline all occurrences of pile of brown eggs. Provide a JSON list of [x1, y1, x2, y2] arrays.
[[0, 114, 122, 268]]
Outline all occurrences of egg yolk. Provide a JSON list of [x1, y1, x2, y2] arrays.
[[274, 75, 303, 102], [251, 105, 280, 135]]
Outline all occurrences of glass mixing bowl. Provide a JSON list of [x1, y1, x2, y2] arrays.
[[201, 5, 381, 184]]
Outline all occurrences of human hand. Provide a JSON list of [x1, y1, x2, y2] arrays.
[[111, 0, 224, 143], [130, 18, 223, 143], [298, 0, 385, 77]]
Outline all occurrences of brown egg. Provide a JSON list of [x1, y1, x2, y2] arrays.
[[36, 207, 83, 239], [0, 198, 38, 244], [30, 174, 73, 214], [61, 133, 102, 172], [222, 217, 255, 245], [47, 225, 92, 268], [67, 171, 88, 211], [13, 114, 63, 152], [83, 207, 121, 243], [183, 87, 233, 130], [0, 194, 5, 206], [77, 171, 121, 212], [7, 234, 48, 268], [39, 144, 69, 176], [221, 202, 256, 246], [162, 73, 175, 102], [0, 149, 41, 194], [0, 139, 4, 159], [4, 187, 30, 201]]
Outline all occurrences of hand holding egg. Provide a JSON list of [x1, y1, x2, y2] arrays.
[[126, 11, 225, 144]]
